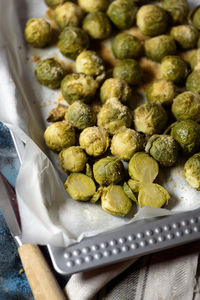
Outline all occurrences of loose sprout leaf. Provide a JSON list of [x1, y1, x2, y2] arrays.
[[123, 182, 138, 203], [90, 186, 104, 203]]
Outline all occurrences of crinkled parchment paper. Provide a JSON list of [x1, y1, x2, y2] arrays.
[[0, 0, 199, 247]]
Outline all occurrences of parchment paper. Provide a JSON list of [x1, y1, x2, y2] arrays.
[[0, 0, 199, 247]]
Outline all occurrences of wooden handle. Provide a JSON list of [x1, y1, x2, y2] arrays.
[[18, 244, 66, 300]]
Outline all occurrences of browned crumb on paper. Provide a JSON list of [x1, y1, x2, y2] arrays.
[[57, 91, 64, 103], [30, 55, 41, 63], [47, 103, 68, 122], [139, 57, 161, 91]]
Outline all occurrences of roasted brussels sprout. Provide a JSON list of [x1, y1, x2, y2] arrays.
[[189, 49, 200, 71], [97, 98, 132, 135], [136, 4, 168, 37], [123, 182, 137, 203], [47, 104, 68, 123], [144, 35, 177, 63], [35, 58, 66, 89], [146, 79, 176, 106], [111, 128, 144, 161], [113, 59, 142, 86], [172, 91, 200, 122], [190, 7, 200, 31], [45, 0, 66, 9], [58, 26, 89, 60], [44, 121, 76, 152], [61, 73, 99, 104], [82, 12, 112, 40], [75, 51, 105, 82], [184, 153, 200, 190], [79, 126, 110, 156], [100, 78, 132, 104], [145, 134, 179, 167], [170, 25, 199, 50], [93, 156, 125, 185], [162, 0, 189, 24], [64, 173, 96, 201], [101, 184, 132, 216], [78, 0, 109, 12], [24, 18, 52, 48], [138, 183, 170, 208], [54, 2, 85, 29], [133, 103, 168, 136], [186, 70, 200, 94], [66, 101, 96, 130], [161, 56, 188, 84], [107, 0, 138, 30], [59, 146, 87, 172], [112, 33, 143, 59], [170, 120, 200, 155]]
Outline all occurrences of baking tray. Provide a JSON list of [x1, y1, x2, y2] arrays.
[[11, 131, 200, 275]]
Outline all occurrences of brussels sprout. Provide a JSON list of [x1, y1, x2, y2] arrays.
[[162, 0, 189, 24], [79, 126, 110, 157], [123, 182, 137, 203], [59, 146, 87, 172], [189, 6, 200, 31], [54, 2, 85, 29], [44, 121, 76, 152], [35, 58, 66, 89], [90, 186, 104, 203], [111, 128, 144, 161], [161, 56, 188, 84], [47, 104, 68, 122], [170, 25, 199, 50], [58, 27, 89, 60], [133, 103, 168, 135], [45, 0, 66, 9], [138, 183, 170, 208], [66, 101, 96, 130], [82, 12, 112, 40], [78, 0, 109, 12], [172, 91, 200, 122], [93, 156, 125, 185], [107, 0, 138, 30], [189, 49, 200, 71], [136, 4, 168, 37], [113, 59, 142, 86], [145, 134, 179, 167], [128, 179, 141, 193], [146, 79, 176, 106], [186, 70, 200, 94], [128, 152, 159, 183], [144, 35, 177, 63], [64, 173, 96, 201], [170, 120, 200, 155], [24, 18, 52, 48], [100, 78, 132, 104], [75, 51, 105, 82], [97, 98, 132, 135], [101, 184, 132, 216], [61, 73, 99, 104], [112, 33, 143, 59], [184, 153, 200, 190]]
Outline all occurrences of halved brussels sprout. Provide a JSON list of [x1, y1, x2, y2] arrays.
[[184, 153, 200, 190], [170, 25, 199, 50], [112, 33, 143, 59], [83, 11, 112, 39], [138, 183, 170, 208], [161, 55, 188, 84], [146, 79, 176, 106], [162, 0, 189, 24], [45, 0, 66, 9], [78, 0, 109, 12], [123, 182, 137, 203], [186, 70, 200, 94], [113, 59, 142, 86], [59, 146, 87, 172]]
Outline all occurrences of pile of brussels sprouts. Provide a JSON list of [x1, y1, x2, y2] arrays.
[[24, 0, 200, 217]]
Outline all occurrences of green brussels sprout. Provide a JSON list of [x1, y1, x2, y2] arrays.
[[58, 27, 89, 60], [146, 79, 176, 106], [113, 59, 142, 86], [161, 55, 188, 84], [112, 33, 143, 59], [101, 184, 132, 216], [44, 121, 76, 152], [111, 128, 144, 161], [133, 103, 168, 135], [107, 0, 138, 30], [35, 58, 66, 89], [184, 153, 200, 190], [64, 173, 96, 201], [24, 18, 52, 48], [189, 49, 200, 71], [45, 0, 66, 9], [82, 11, 112, 40], [75, 51, 105, 82], [162, 0, 189, 24], [79, 126, 110, 156], [100, 78, 132, 104], [170, 25, 199, 50], [136, 4, 168, 37], [66, 101, 96, 130], [170, 120, 200, 155], [123, 182, 137, 203], [144, 35, 177, 63], [189, 6, 200, 31], [172, 91, 200, 122], [78, 0, 109, 12], [61, 73, 99, 104], [93, 156, 125, 185], [186, 70, 200, 94], [59, 146, 87, 172], [138, 183, 170, 208], [97, 97, 132, 135], [54, 2, 85, 29], [145, 134, 179, 167]]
